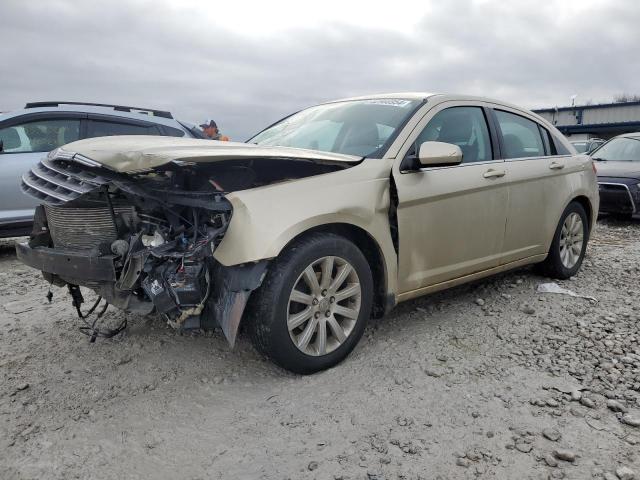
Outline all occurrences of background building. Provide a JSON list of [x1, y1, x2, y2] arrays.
[[533, 101, 640, 141]]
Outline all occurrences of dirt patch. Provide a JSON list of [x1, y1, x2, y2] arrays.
[[1, 218, 639, 479]]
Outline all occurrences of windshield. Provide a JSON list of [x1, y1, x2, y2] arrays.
[[249, 98, 421, 158], [592, 136, 640, 161]]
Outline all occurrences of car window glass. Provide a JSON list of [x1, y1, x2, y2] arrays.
[[572, 142, 588, 153], [539, 126, 554, 155], [162, 126, 186, 137], [415, 106, 492, 163], [86, 121, 159, 138], [495, 110, 545, 159], [0, 119, 80, 153], [251, 98, 421, 158], [553, 135, 571, 155], [376, 123, 394, 143], [591, 137, 640, 161], [277, 119, 342, 152], [587, 140, 604, 153]]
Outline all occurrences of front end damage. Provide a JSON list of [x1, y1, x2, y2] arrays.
[[17, 147, 349, 344]]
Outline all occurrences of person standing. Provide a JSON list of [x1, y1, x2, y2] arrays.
[[199, 120, 229, 141]]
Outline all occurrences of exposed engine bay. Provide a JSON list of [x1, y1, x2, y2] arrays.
[[18, 149, 351, 344]]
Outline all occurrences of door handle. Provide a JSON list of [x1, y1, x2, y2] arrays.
[[483, 169, 506, 179], [549, 162, 565, 170]]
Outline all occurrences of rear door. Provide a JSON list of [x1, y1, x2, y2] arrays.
[[0, 113, 84, 226], [490, 106, 575, 263], [392, 101, 509, 293]]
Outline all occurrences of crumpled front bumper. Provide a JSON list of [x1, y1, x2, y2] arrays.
[[15, 242, 117, 282], [16, 240, 270, 347]]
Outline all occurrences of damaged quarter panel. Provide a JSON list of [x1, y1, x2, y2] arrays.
[[214, 158, 398, 296]]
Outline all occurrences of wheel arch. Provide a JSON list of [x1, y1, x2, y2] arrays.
[[277, 223, 392, 319], [541, 194, 595, 261], [572, 195, 594, 233]]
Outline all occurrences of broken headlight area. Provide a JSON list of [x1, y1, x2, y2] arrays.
[[17, 155, 250, 343]]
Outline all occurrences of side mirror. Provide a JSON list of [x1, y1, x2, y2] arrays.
[[418, 141, 462, 167]]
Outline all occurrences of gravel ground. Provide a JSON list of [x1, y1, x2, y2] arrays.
[[1, 218, 640, 480]]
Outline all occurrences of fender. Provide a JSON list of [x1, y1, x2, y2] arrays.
[[212, 159, 399, 297]]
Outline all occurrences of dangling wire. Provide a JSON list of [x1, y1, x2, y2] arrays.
[[68, 285, 127, 342], [77, 298, 127, 343]]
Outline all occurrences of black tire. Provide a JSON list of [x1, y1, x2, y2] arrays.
[[247, 232, 373, 374], [537, 201, 589, 279]]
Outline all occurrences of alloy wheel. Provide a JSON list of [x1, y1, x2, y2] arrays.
[[287, 256, 362, 356], [559, 212, 584, 269]]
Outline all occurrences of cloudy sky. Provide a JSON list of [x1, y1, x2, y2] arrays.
[[2, 0, 639, 140]]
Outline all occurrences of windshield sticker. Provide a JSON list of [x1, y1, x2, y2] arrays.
[[361, 99, 413, 107]]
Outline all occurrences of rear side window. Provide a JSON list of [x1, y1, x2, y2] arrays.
[[415, 106, 492, 163], [0, 119, 80, 153], [86, 120, 160, 138], [495, 110, 545, 159]]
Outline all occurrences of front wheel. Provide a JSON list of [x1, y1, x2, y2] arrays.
[[247, 233, 373, 374], [537, 201, 589, 279]]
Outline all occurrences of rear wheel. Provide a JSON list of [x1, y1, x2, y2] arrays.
[[247, 233, 373, 374], [537, 201, 589, 279]]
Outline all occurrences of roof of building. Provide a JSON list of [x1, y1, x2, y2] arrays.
[[533, 100, 640, 113]]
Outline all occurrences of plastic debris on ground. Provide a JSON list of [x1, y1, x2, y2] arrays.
[[536, 282, 597, 302]]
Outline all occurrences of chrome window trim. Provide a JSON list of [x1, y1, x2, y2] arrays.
[[503, 154, 573, 163], [411, 158, 505, 173]]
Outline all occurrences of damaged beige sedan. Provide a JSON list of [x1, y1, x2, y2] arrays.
[[17, 93, 599, 373]]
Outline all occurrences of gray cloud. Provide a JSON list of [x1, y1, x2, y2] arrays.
[[2, 0, 639, 139]]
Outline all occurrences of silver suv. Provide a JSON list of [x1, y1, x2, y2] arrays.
[[0, 101, 203, 237]]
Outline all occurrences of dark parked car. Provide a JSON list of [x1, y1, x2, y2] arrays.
[[0, 102, 204, 237], [592, 132, 640, 218]]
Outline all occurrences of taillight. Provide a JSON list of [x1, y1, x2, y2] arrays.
[[592, 161, 597, 174]]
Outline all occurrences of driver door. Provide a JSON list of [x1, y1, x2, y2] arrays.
[[392, 102, 508, 294]]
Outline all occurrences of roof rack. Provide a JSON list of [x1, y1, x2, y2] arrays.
[[24, 101, 173, 119]]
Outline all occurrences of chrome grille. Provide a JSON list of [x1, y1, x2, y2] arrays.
[[21, 158, 109, 205], [45, 204, 135, 251]]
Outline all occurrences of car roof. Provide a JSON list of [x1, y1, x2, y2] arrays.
[[0, 104, 185, 128], [325, 92, 438, 103], [316, 92, 556, 128], [320, 92, 542, 113], [614, 132, 640, 139]]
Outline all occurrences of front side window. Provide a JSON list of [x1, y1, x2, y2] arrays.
[[86, 120, 160, 138], [591, 137, 640, 161], [495, 110, 545, 159], [0, 118, 80, 153], [415, 106, 492, 163], [250, 98, 421, 158]]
